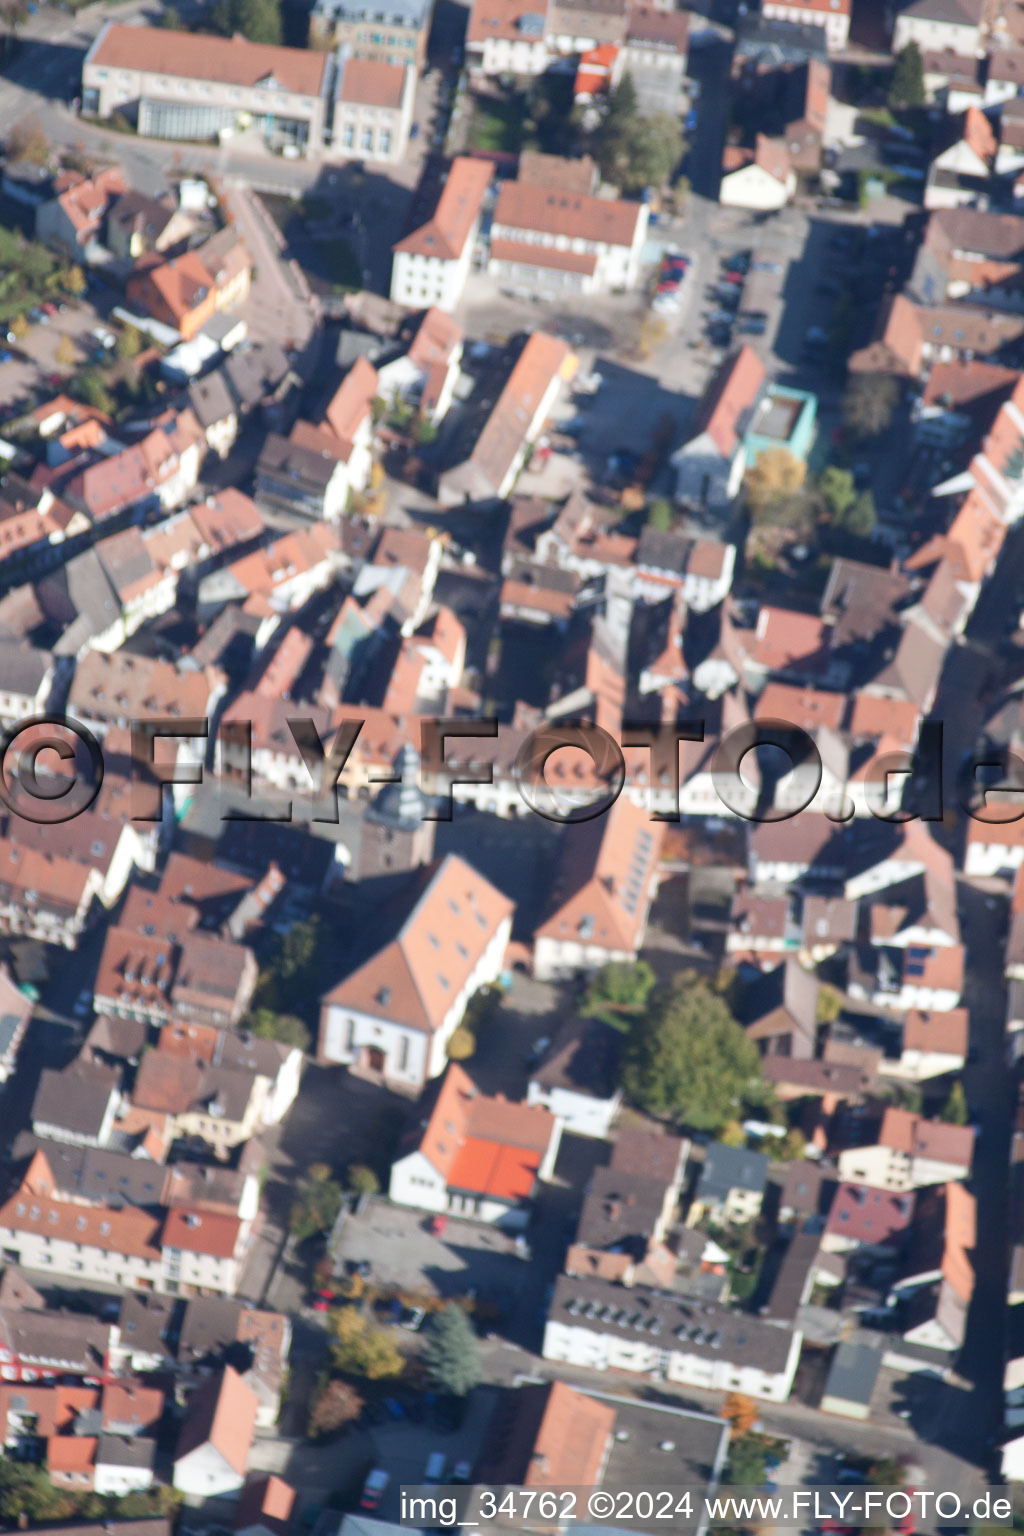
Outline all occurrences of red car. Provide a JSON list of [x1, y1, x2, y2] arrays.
[[722, 271, 744, 285]]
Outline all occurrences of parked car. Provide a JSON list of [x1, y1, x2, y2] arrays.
[[424, 1453, 447, 1484], [360, 1470, 389, 1511]]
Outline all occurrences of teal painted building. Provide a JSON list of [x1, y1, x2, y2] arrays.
[[744, 384, 818, 465]]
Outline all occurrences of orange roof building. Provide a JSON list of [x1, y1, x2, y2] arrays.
[[439, 332, 575, 505], [390, 1063, 560, 1221], [533, 794, 664, 980], [672, 345, 765, 510], [392, 156, 493, 310], [489, 178, 648, 296], [319, 854, 514, 1087], [173, 1365, 258, 1497], [83, 26, 331, 154]]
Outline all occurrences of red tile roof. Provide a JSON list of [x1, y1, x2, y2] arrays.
[[825, 1182, 915, 1244], [89, 24, 327, 94], [394, 157, 493, 260], [494, 180, 643, 248], [338, 54, 407, 107], [322, 854, 513, 1034], [175, 1366, 258, 1477], [695, 346, 765, 458], [414, 1063, 556, 1202]]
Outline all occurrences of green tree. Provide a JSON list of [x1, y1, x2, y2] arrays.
[[818, 465, 856, 521], [74, 368, 116, 414], [347, 1164, 380, 1197], [332, 1306, 403, 1380], [422, 1303, 481, 1398], [248, 1006, 312, 1051], [621, 971, 762, 1131], [55, 332, 77, 368], [718, 1119, 746, 1148], [780, 1128, 806, 1161], [446, 1025, 476, 1060], [646, 497, 673, 531], [161, 4, 184, 24], [582, 959, 656, 1020], [842, 372, 899, 440], [725, 1433, 770, 1485], [842, 488, 877, 538], [594, 76, 684, 192], [940, 1080, 969, 1125], [211, 0, 282, 43], [116, 322, 144, 359], [290, 1163, 343, 1242], [889, 42, 925, 108], [62, 264, 86, 297], [256, 913, 327, 1013]]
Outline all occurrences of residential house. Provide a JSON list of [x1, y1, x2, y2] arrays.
[[760, 0, 851, 49], [35, 168, 126, 260], [389, 1063, 561, 1228], [439, 333, 575, 506], [671, 346, 765, 512], [543, 1274, 802, 1401], [879, 1008, 969, 1081], [925, 105, 998, 208], [255, 369, 375, 521], [738, 957, 820, 1059], [692, 1142, 769, 1224], [836, 1107, 975, 1189], [308, 0, 431, 65], [32, 1064, 122, 1148], [201, 526, 339, 620], [189, 371, 240, 461], [0, 840, 105, 948], [172, 1366, 258, 1498], [720, 137, 796, 211], [333, 54, 415, 162], [235, 1477, 297, 1536], [894, 0, 986, 56], [376, 307, 464, 424], [885, 1182, 976, 1359], [94, 926, 258, 1036], [565, 1129, 687, 1286], [106, 190, 194, 261], [61, 411, 205, 524], [318, 854, 514, 1089], [527, 1014, 624, 1138], [0, 1275, 113, 1383], [620, 8, 690, 114], [532, 796, 664, 980], [126, 232, 251, 342], [632, 527, 736, 610], [820, 1182, 916, 1259], [0, 968, 30, 1085], [489, 180, 648, 296], [465, 0, 552, 75], [476, 1381, 615, 1487], [391, 157, 493, 310]]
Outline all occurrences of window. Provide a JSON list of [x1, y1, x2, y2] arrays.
[[380, 129, 391, 153], [362, 127, 374, 151]]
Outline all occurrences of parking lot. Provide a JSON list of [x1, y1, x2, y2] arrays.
[[332, 1130, 607, 1349]]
